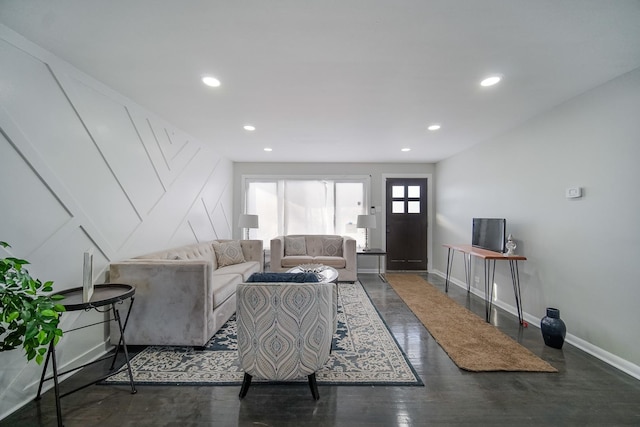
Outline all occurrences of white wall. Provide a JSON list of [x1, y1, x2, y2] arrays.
[[233, 162, 435, 271], [0, 25, 234, 419], [434, 68, 640, 378]]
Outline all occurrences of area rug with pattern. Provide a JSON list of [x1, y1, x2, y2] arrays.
[[103, 281, 423, 386]]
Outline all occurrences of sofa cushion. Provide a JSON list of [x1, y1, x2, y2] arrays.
[[313, 256, 347, 269], [213, 260, 261, 281], [285, 236, 307, 256], [213, 240, 246, 267], [210, 273, 241, 309], [281, 255, 314, 268], [322, 237, 343, 257]]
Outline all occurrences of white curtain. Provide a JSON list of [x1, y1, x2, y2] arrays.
[[245, 178, 367, 247]]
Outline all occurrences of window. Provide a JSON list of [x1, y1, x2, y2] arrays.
[[243, 176, 370, 247]]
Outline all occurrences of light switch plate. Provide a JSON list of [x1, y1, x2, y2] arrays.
[[566, 187, 582, 199]]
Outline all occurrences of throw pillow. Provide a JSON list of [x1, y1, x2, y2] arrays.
[[322, 237, 343, 257], [213, 240, 246, 267], [284, 236, 307, 256]]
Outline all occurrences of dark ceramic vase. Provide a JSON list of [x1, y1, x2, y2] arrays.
[[541, 307, 566, 349]]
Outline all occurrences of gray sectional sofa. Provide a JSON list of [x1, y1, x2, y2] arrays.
[[270, 234, 357, 282], [109, 239, 263, 346]]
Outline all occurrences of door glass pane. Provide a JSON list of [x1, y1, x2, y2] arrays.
[[408, 186, 420, 198], [408, 201, 420, 213], [392, 186, 405, 198], [392, 201, 405, 213]]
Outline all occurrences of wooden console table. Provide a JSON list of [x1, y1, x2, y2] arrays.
[[443, 244, 527, 325]]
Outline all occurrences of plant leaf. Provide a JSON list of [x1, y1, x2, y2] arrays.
[[1, 243, 63, 364], [40, 309, 57, 318]]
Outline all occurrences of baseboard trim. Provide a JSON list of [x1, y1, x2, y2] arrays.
[[431, 269, 640, 381], [357, 268, 386, 274]]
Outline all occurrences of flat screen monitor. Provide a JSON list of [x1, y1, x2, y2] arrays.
[[472, 218, 506, 253]]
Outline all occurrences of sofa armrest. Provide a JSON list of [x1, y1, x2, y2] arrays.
[[240, 240, 264, 271], [109, 259, 213, 346], [343, 235, 357, 272], [270, 236, 285, 271]]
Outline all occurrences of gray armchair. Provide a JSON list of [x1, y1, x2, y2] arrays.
[[236, 281, 336, 400]]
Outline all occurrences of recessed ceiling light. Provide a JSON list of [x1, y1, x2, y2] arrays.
[[264, 147, 272, 152], [243, 125, 256, 131], [401, 148, 411, 152], [202, 76, 221, 87], [480, 75, 502, 87], [427, 124, 441, 131]]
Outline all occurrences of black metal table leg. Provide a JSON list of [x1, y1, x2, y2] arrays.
[[484, 259, 496, 322], [445, 248, 454, 292], [509, 260, 524, 325], [464, 253, 471, 292], [35, 340, 53, 401], [50, 342, 63, 427], [109, 296, 135, 371], [377, 254, 387, 282], [112, 303, 137, 394]]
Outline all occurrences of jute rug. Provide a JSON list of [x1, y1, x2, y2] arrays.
[[104, 281, 422, 386], [386, 274, 557, 372]]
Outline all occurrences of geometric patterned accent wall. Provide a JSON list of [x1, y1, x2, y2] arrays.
[[0, 35, 233, 286], [0, 27, 233, 418]]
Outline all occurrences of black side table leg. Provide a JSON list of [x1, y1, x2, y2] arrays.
[[50, 342, 63, 427], [464, 253, 472, 292], [483, 259, 496, 322], [113, 304, 137, 394], [35, 341, 63, 425], [378, 255, 387, 282], [509, 260, 524, 325], [35, 341, 53, 400], [109, 297, 135, 371], [445, 248, 454, 292]]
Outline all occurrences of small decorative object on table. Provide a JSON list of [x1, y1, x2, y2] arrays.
[[297, 263, 328, 274], [297, 263, 328, 281], [504, 234, 517, 256], [83, 248, 94, 302], [288, 264, 339, 283], [540, 307, 566, 349]]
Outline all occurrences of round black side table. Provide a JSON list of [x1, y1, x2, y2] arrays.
[[35, 283, 137, 427]]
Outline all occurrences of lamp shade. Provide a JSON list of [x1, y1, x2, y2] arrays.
[[238, 214, 259, 229], [356, 214, 376, 229]]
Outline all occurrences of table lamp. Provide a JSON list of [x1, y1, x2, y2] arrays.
[[238, 214, 259, 240], [357, 214, 376, 251]]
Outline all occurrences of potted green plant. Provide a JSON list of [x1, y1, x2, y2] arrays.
[[1, 241, 65, 364]]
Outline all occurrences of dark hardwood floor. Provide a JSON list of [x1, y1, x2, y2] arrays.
[[3, 273, 640, 426]]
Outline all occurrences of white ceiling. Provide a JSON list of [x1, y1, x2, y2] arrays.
[[2, 0, 640, 163]]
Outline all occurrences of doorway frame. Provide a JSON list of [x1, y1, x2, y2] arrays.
[[381, 173, 433, 272]]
